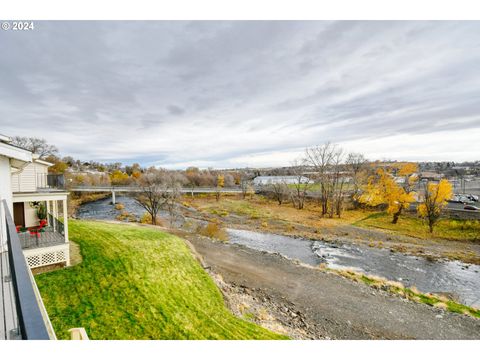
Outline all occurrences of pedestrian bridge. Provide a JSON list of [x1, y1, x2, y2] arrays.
[[69, 186, 245, 204]]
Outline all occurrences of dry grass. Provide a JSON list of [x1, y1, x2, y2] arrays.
[[196, 221, 228, 242], [188, 194, 368, 229], [354, 212, 480, 242], [329, 268, 480, 319]]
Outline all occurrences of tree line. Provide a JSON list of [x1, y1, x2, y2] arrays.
[[260, 142, 452, 233], [12, 136, 453, 233]]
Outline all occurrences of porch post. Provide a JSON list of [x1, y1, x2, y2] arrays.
[[63, 197, 70, 266], [52, 200, 57, 232], [63, 198, 69, 243], [46, 200, 50, 220]]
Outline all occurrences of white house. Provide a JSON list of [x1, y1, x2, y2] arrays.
[[1, 135, 70, 269], [253, 175, 313, 186], [0, 134, 87, 340]]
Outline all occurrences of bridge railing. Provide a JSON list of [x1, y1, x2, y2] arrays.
[[69, 185, 247, 192]]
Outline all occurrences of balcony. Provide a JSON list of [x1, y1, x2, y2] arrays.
[[1, 200, 55, 339], [36, 173, 65, 191], [16, 214, 66, 250], [12, 195, 70, 269]]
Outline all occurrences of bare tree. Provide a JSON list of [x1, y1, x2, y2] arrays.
[[11, 136, 58, 159], [345, 152, 368, 209], [267, 182, 289, 205], [240, 174, 254, 199], [135, 170, 187, 226], [162, 172, 187, 227], [304, 142, 338, 216], [135, 171, 165, 225], [304, 142, 352, 218], [289, 159, 312, 210], [185, 167, 201, 197], [330, 149, 347, 217]]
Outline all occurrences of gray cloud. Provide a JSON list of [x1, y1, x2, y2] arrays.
[[1, 21, 479, 168]]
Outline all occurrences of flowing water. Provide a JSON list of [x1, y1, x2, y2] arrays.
[[227, 229, 480, 308], [78, 196, 480, 308]]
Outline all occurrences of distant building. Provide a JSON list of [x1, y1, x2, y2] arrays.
[[253, 175, 312, 186], [420, 171, 443, 181]]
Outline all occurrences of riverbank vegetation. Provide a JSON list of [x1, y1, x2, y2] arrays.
[[331, 268, 480, 319], [354, 212, 480, 241], [34, 220, 286, 340], [186, 194, 480, 242], [183, 194, 480, 265]]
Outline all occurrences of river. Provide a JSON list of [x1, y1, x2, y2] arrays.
[[77, 195, 480, 308]]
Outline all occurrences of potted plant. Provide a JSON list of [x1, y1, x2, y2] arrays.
[[35, 202, 48, 221]]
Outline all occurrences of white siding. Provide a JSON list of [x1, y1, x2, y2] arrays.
[[11, 162, 49, 193], [34, 162, 48, 188]]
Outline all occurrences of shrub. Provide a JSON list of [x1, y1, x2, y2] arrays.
[[115, 210, 137, 222], [197, 222, 228, 242], [140, 212, 163, 226], [114, 203, 125, 210]]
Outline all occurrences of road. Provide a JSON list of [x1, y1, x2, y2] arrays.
[[188, 236, 480, 339]]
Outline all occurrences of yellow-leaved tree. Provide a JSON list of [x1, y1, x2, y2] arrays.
[[110, 169, 130, 185], [215, 174, 225, 202], [417, 179, 453, 233], [359, 165, 417, 224]]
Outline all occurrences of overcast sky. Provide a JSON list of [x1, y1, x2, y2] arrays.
[[1, 21, 479, 168]]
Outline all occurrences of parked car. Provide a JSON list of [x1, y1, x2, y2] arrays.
[[466, 194, 479, 202], [464, 205, 480, 211]]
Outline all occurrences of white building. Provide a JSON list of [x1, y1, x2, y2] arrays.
[[253, 175, 312, 186], [1, 134, 70, 269]]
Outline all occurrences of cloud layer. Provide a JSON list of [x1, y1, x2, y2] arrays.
[[1, 21, 479, 168]]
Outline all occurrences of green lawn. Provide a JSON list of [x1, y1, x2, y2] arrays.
[[35, 220, 286, 340], [354, 212, 480, 241]]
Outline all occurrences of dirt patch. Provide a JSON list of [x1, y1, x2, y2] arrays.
[[187, 235, 480, 339], [31, 262, 66, 275], [210, 272, 323, 339], [183, 237, 323, 339]]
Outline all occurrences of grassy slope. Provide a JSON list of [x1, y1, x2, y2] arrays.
[[354, 212, 480, 242], [35, 220, 286, 340]]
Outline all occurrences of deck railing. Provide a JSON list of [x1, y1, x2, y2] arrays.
[[1, 199, 53, 340], [15, 214, 66, 250], [36, 173, 65, 190]]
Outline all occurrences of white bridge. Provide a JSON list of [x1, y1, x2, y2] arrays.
[[69, 186, 245, 204]]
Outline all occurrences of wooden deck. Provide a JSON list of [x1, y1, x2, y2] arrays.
[[17, 231, 65, 250]]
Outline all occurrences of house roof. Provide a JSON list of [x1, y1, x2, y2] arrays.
[[0, 139, 32, 164], [32, 154, 54, 167]]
